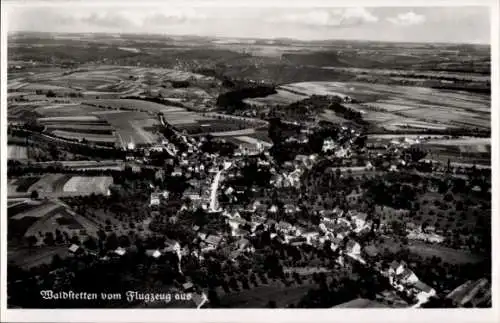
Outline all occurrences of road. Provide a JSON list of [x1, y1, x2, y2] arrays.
[[208, 161, 232, 212]]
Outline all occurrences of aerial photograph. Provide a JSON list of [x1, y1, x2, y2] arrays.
[[4, 4, 492, 309]]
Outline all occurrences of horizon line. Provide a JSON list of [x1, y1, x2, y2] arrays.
[[8, 30, 491, 46]]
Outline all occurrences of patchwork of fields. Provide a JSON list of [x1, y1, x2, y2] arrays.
[[279, 81, 490, 131], [7, 199, 100, 245]]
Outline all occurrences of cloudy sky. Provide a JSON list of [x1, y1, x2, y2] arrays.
[[7, 5, 491, 44]]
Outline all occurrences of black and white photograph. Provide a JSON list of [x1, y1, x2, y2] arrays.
[[0, 0, 498, 321]]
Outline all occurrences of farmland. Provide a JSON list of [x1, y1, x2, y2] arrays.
[[35, 104, 103, 117], [278, 81, 490, 131], [63, 176, 113, 195], [8, 246, 70, 269], [8, 145, 28, 160], [95, 110, 161, 148], [9, 174, 113, 198], [243, 89, 308, 107], [7, 199, 100, 248]]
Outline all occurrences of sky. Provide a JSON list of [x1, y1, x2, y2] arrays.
[[7, 5, 491, 44]]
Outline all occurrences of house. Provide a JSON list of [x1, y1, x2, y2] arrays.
[[301, 231, 320, 245], [163, 240, 181, 254], [227, 217, 247, 236], [330, 237, 344, 251], [224, 186, 234, 195], [284, 204, 299, 215], [172, 167, 183, 177], [345, 240, 361, 256], [350, 211, 368, 229], [192, 291, 209, 309], [114, 247, 127, 256], [363, 245, 379, 258], [182, 282, 194, 292], [276, 221, 293, 233], [346, 191, 363, 204], [145, 249, 162, 258], [150, 193, 161, 206], [155, 169, 165, 181], [388, 261, 419, 286], [332, 207, 344, 217], [268, 205, 278, 213], [322, 139, 336, 153], [205, 235, 223, 247], [68, 244, 81, 254], [397, 268, 420, 285], [289, 236, 307, 246], [412, 281, 436, 297]]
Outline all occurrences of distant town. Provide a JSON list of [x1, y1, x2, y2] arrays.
[[6, 31, 491, 309]]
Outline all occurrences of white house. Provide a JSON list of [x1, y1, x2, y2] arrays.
[[114, 247, 127, 256], [150, 193, 161, 206]]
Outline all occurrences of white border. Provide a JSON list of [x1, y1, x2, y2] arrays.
[[1, 0, 499, 322]]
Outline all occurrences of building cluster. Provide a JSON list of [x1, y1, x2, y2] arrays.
[[385, 261, 437, 307]]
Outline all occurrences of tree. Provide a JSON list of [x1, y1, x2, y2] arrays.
[[26, 235, 37, 249], [267, 300, 277, 308], [30, 190, 39, 199], [51, 254, 63, 268], [43, 232, 55, 246], [208, 288, 220, 308], [46, 90, 56, 98], [83, 236, 98, 250]]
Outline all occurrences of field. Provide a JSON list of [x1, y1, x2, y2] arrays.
[[85, 99, 175, 113], [10, 174, 113, 197], [243, 89, 308, 107], [25, 174, 72, 195], [7, 199, 100, 248], [8, 103, 44, 121], [234, 136, 273, 148], [8, 247, 70, 269], [62, 176, 113, 195], [50, 130, 117, 144], [8, 145, 28, 160], [176, 119, 249, 134], [407, 241, 484, 265], [33, 101, 167, 147], [424, 137, 490, 153], [218, 279, 316, 308], [35, 104, 103, 117], [95, 110, 160, 148], [378, 237, 484, 265], [279, 81, 490, 131]]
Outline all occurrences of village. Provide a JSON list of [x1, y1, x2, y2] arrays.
[[38, 114, 487, 309]]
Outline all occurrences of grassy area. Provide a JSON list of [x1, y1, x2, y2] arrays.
[[219, 279, 316, 308]]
